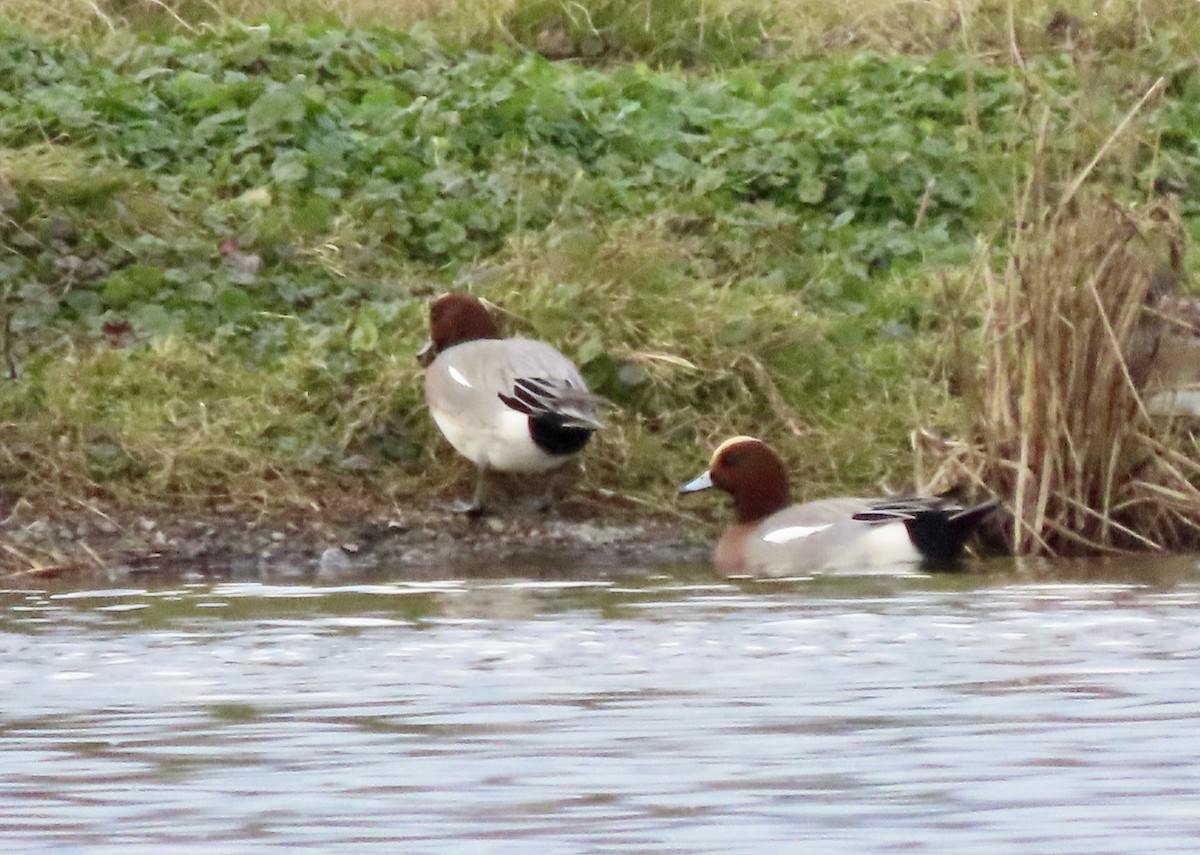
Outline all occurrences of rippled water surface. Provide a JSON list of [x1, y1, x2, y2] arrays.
[[4, 557, 1200, 853]]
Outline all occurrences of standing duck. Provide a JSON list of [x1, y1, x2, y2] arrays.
[[418, 293, 606, 514], [681, 436, 997, 576]]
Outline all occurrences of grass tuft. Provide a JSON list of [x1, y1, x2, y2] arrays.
[[923, 182, 1200, 555], [7, 1, 1200, 66]]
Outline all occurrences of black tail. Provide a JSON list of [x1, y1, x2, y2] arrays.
[[903, 501, 998, 564], [854, 498, 1000, 565]]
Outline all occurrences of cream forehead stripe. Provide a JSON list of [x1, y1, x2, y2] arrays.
[[711, 435, 762, 465]]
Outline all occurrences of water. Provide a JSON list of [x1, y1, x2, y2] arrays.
[[3, 557, 1200, 853]]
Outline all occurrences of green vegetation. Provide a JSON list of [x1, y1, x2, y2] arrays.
[[1, 1, 1199, 544]]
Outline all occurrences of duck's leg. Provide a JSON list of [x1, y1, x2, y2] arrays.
[[532, 485, 556, 513], [445, 466, 491, 516], [460, 465, 490, 517], [530, 462, 579, 513], [469, 466, 489, 516]]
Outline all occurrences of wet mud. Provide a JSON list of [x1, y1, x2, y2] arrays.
[[0, 493, 710, 582]]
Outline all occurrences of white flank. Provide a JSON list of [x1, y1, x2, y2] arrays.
[[447, 365, 473, 388], [762, 524, 832, 544]]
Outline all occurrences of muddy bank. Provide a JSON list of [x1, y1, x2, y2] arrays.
[[0, 492, 710, 583]]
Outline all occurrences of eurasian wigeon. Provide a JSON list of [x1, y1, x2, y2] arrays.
[[681, 436, 997, 576], [418, 293, 606, 514]]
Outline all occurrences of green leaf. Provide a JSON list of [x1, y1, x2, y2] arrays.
[[292, 195, 334, 234], [349, 316, 379, 353], [246, 87, 306, 133], [63, 289, 102, 318], [130, 303, 180, 337], [653, 150, 696, 175], [797, 175, 826, 204], [692, 167, 727, 196], [271, 150, 309, 184], [99, 265, 165, 308], [576, 336, 604, 366], [215, 286, 254, 322]]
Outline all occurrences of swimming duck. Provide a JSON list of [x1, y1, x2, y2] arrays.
[[418, 293, 606, 514], [680, 436, 997, 576]]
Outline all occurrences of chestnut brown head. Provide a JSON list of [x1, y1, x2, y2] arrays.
[[680, 436, 791, 524], [417, 293, 502, 366]]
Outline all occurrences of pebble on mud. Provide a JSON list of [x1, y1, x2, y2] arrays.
[[318, 546, 353, 577]]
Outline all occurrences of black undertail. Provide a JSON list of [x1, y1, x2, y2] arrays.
[[497, 374, 602, 456], [854, 498, 1000, 566], [528, 414, 594, 456], [902, 502, 997, 564]]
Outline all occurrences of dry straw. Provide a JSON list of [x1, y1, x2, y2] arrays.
[[921, 93, 1200, 556]]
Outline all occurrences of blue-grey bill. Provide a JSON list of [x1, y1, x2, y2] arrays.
[[416, 338, 435, 367], [679, 470, 714, 494]]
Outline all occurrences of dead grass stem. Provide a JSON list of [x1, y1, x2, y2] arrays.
[[921, 113, 1199, 554]]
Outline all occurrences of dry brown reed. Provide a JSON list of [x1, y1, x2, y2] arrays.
[[919, 172, 1200, 556]]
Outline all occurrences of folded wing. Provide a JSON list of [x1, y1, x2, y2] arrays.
[[498, 376, 607, 430]]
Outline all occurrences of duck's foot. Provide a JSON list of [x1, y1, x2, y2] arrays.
[[433, 499, 489, 516], [455, 468, 490, 518], [457, 499, 490, 518]]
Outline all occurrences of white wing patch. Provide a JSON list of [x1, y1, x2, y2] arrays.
[[762, 524, 832, 544], [448, 365, 473, 388]]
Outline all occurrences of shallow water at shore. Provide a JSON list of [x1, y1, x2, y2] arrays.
[[3, 555, 1200, 852]]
